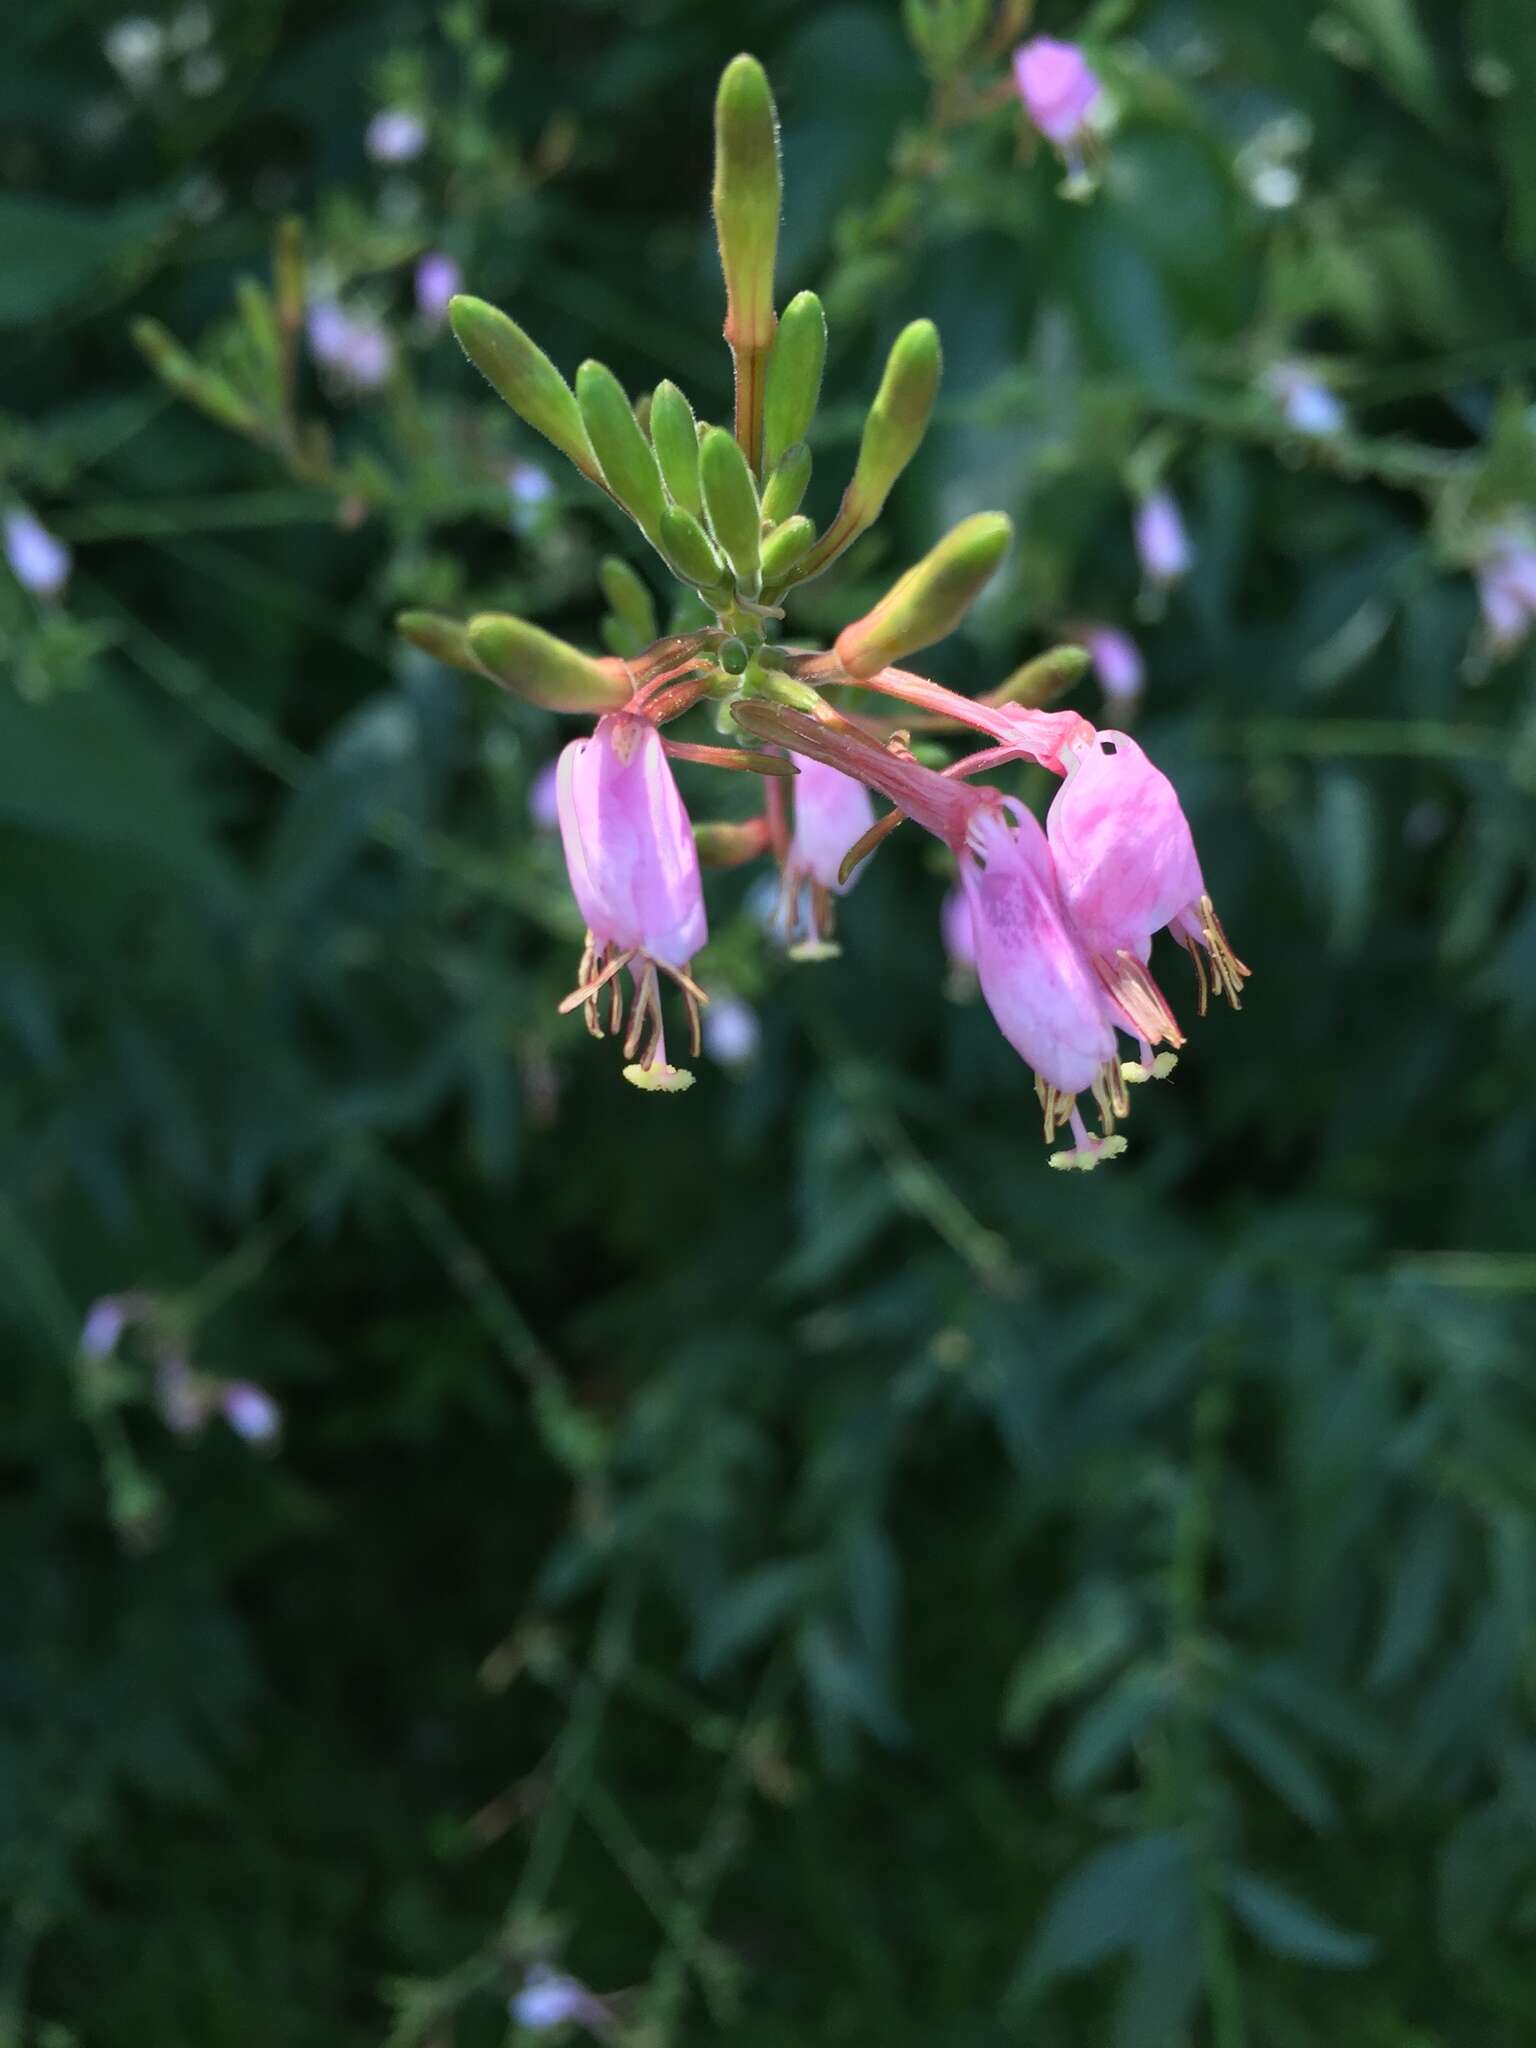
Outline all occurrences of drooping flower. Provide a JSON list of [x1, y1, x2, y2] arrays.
[[1263, 362, 1346, 439], [959, 798, 1130, 1168], [4, 510, 72, 599], [555, 712, 708, 1090], [365, 107, 427, 164], [1046, 730, 1249, 1035], [1134, 489, 1193, 593], [414, 250, 462, 328], [1474, 530, 1536, 660], [777, 755, 876, 958], [1013, 38, 1101, 151]]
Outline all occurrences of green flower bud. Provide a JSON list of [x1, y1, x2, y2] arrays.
[[467, 614, 631, 712], [660, 503, 727, 591], [987, 644, 1091, 708], [395, 610, 480, 674], [760, 442, 812, 525], [718, 637, 751, 675], [576, 360, 667, 543], [791, 319, 942, 583], [760, 514, 816, 584], [447, 296, 599, 480], [651, 380, 704, 519], [699, 425, 762, 591], [833, 511, 1012, 680], [713, 53, 781, 468], [762, 291, 827, 475], [599, 557, 659, 645]]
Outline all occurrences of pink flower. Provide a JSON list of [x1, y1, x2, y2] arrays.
[[414, 250, 462, 327], [703, 993, 760, 1067], [528, 758, 562, 832], [1263, 362, 1345, 439], [1046, 729, 1249, 1028], [306, 301, 395, 394], [511, 1965, 612, 2035], [1475, 533, 1536, 659], [555, 713, 708, 1090], [1013, 38, 1101, 149], [4, 510, 71, 599], [778, 756, 876, 957], [959, 798, 1129, 1168], [1134, 489, 1192, 591]]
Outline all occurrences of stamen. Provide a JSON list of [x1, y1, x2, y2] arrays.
[[556, 947, 637, 1015], [1094, 950, 1185, 1048], [1182, 933, 1210, 1017], [1198, 895, 1251, 1010]]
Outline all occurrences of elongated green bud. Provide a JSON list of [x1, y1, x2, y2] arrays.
[[791, 319, 942, 583], [761, 442, 811, 525], [448, 296, 599, 480], [699, 425, 762, 590], [713, 54, 781, 469], [274, 217, 305, 337], [660, 503, 727, 590], [986, 644, 1091, 708], [395, 610, 480, 674], [834, 512, 1012, 680], [651, 380, 703, 518], [599, 557, 658, 645], [762, 291, 826, 475], [576, 360, 667, 542], [849, 318, 942, 521], [467, 614, 630, 711], [760, 514, 815, 584]]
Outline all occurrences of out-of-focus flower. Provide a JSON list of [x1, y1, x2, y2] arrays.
[[508, 460, 556, 533], [414, 251, 462, 327], [1133, 490, 1193, 593], [556, 713, 708, 1091], [1474, 529, 1536, 660], [306, 302, 395, 394], [528, 758, 562, 832], [154, 1350, 215, 1436], [220, 1380, 282, 1445], [510, 1964, 611, 2035], [365, 107, 427, 164], [1075, 624, 1144, 716], [1012, 38, 1101, 150], [941, 882, 974, 974], [4, 510, 72, 599], [80, 1296, 134, 1360], [1263, 361, 1346, 439], [777, 755, 876, 959], [103, 16, 163, 89], [703, 993, 761, 1067]]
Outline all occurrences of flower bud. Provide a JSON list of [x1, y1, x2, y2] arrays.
[[985, 643, 1092, 709], [760, 514, 815, 583], [598, 557, 658, 648], [834, 512, 1012, 680], [448, 296, 599, 480], [650, 380, 704, 518], [660, 503, 727, 590], [577, 360, 667, 543], [762, 290, 826, 475], [699, 425, 762, 590], [467, 614, 631, 712], [4, 510, 71, 600], [395, 609, 480, 674], [713, 53, 781, 465], [761, 442, 811, 524], [794, 320, 942, 582], [1134, 489, 1192, 589]]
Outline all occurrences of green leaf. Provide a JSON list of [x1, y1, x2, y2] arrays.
[[1472, 0, 1536, 261], [1001, 1580, 1139, 1742], [0, 193, 175, 328], [1213, 1694, 1338, 1832], [1224, 1869, 1375, 1968], [1013, 1833, 1191, 1996]]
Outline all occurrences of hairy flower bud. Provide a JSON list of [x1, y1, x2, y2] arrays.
[[449, 296, 600, 480], [834, 513, 1012, 679], [467, 614, 631, 712]]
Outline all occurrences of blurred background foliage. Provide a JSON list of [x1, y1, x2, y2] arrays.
[[5, 0, 1536, 2043]]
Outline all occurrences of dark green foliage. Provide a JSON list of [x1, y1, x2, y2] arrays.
[[4, 3, 1536, 2045]]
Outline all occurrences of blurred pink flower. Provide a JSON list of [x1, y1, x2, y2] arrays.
[[1013, 38, 1101, 149], [414, 250, 462, 327], [778, 755, 876, 956], [365, 107, 426, 164], [1134, 490, 1193, 590], [1475, 533, 1536, 659], [1078, 624, 1144, 713]]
